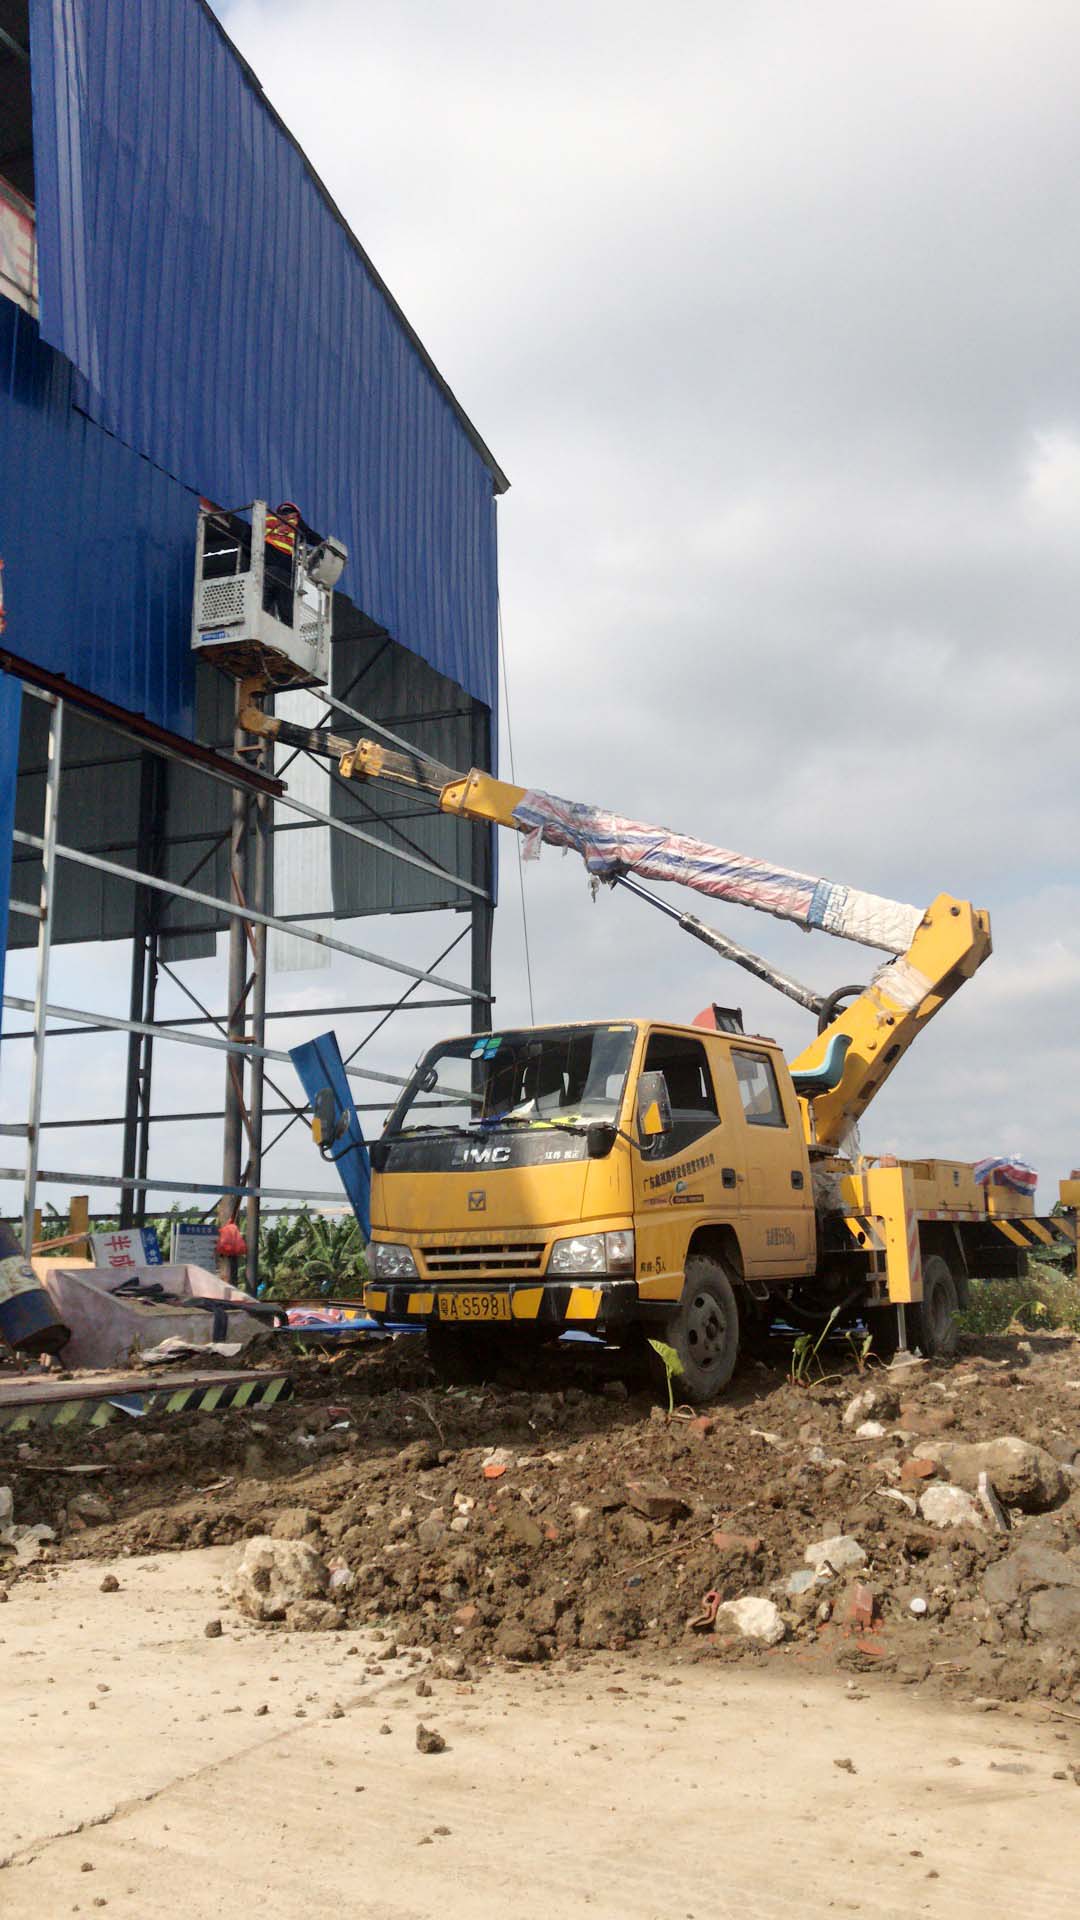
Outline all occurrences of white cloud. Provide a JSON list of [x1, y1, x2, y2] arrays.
[[1024, 429, 1080, 529]]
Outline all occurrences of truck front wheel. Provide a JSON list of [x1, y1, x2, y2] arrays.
[[652, 1256, 740, 1405]]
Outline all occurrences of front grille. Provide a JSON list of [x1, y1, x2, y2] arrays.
[[421, 1242, 546, 1277]]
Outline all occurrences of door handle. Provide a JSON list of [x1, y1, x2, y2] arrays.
[[721, 1167, 737, 1189], [791, 1170, 805, 1190]]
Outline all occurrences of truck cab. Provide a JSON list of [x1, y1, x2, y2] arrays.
[[364, 1018, 816, 1398]]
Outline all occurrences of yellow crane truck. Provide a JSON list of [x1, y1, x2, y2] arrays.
[[243, 697, 1078, 1400]]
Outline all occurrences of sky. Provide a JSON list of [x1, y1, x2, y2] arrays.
[[4, 0, 1080, 1220]]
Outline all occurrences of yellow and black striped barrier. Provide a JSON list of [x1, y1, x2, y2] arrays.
[[990, 1215, 1076, 1254], [0, 1369, 292, 1434]]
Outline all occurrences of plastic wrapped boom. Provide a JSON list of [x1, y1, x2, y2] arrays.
[[513, 791, 922, 955]]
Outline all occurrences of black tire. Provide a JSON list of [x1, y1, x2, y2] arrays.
[[909, 1253, 961, 1358], [651, 1256, 740, 1405]]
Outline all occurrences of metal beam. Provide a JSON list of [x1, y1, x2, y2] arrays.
[[0, 996, 471, 1041], [0, 1166, 343, 1204], [2, 994, 410, 1090], [11, 829, 478, 995]]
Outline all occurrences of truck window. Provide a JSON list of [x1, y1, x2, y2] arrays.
[[732, 1049, 786, 1127], [641, 1032, 720, 1157]]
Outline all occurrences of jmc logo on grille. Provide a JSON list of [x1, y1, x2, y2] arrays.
[[467, 1190, 487, 1212]]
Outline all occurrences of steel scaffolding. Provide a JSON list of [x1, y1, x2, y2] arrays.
[[2, 671, 495, 1280]]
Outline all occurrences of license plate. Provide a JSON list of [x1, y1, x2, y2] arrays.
[[437, 1291, 511, 1322]]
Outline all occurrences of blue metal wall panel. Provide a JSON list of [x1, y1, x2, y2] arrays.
[[0, 670, 23, 1030], [0, 297, 200, 734], [28, 0, 501, 712]]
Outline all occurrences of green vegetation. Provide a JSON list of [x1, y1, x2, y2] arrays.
[[958, 1260, 1080, 1337], [789, 1304, 841, 1384], [647, 1337, 685, 1414]]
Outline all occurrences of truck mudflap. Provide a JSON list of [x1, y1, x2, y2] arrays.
[[365, 1278, 642, 1334]]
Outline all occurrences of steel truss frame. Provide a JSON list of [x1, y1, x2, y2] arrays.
[[2, 671, 495, 1284]]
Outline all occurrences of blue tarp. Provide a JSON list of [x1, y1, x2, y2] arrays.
[[27, 0, 502, 711], [289, 1031, 371, 1241]]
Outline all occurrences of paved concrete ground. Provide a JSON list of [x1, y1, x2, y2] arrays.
[[1, 1547, 1078, 1918]]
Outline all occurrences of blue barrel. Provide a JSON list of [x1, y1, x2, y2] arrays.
[[0, 1220, 70, 1356]]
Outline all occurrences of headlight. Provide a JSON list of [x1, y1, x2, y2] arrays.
[[603, 1229, 635, 1274], [547, 1230, 634, 1276], [370, 1241, 418, 1280]]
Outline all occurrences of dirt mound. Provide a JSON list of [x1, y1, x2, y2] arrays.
[[3, 1331, 1079, 1705]]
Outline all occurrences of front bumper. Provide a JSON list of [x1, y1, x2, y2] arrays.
[[364, 1277, 644, 1334]]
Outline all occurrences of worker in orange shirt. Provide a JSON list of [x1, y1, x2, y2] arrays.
[[264, 501, 301, 624]]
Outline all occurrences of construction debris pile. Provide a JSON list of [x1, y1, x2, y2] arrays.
[[3, 1333, 1080, 1706]]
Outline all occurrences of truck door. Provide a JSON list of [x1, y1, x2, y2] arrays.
[[728, 1046, 815, 1275], [632, 1029, 741, 1299]]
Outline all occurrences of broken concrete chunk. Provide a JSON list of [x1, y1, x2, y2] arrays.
[[918, 1484, 985, 1531], [803, 1535, 867, 1574], [854, 1420, 888, 1440], [912, 1437, 1066, 1512], [785, 1569, 824, 1597], [626, 1479, 690, 1521], [982, 1542, 1080, 1608], [286, 1599, 346, 1632], [714, 1596, 786, 1645], [842, 1386, 900, 1430], [1026, 1586, 1080, 1638], [231, 1536, 330, 1622]]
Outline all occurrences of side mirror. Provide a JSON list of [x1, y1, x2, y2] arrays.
[[586, 1120, 617, 1159], [311, 1086, 349, 1155], [637, 1069, 673, 1141]]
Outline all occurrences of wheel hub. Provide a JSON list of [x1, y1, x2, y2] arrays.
[[686, 1288, 727, 1370]]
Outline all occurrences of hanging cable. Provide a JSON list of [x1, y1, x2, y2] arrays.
[[497, 592, 536, 1023]]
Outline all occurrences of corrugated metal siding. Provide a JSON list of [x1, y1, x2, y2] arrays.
[[28, 0, 501, 711], [0, 296, 200, 735], [9, 669, 235, 955], [328, 617, 494, 920]]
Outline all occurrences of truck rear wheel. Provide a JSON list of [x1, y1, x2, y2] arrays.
[[866, 1254, 960, 1361], [909, 1254, 961, 1358], [652, 1256, 740, 1405]]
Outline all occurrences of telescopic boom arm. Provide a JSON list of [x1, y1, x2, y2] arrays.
[[239, 699, 992, 1153]]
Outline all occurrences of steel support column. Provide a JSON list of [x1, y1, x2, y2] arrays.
[[22, 696, 63, 1247], [244, 737, 270, 1288], [470, 700, 494, 1036], [221, 684, 252, 1257], [120, 752, 167, 1225]]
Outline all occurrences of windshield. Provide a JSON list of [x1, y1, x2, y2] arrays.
[[386, 1025, 636, 1137]]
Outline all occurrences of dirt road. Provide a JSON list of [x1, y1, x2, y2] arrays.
[[2, 1547, 1078, 1919]]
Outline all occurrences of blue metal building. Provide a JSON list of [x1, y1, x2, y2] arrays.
[[0, 0, 506, 1240]]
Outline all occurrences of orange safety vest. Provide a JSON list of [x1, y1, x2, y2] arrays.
[[266, 502, 300, 557]]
